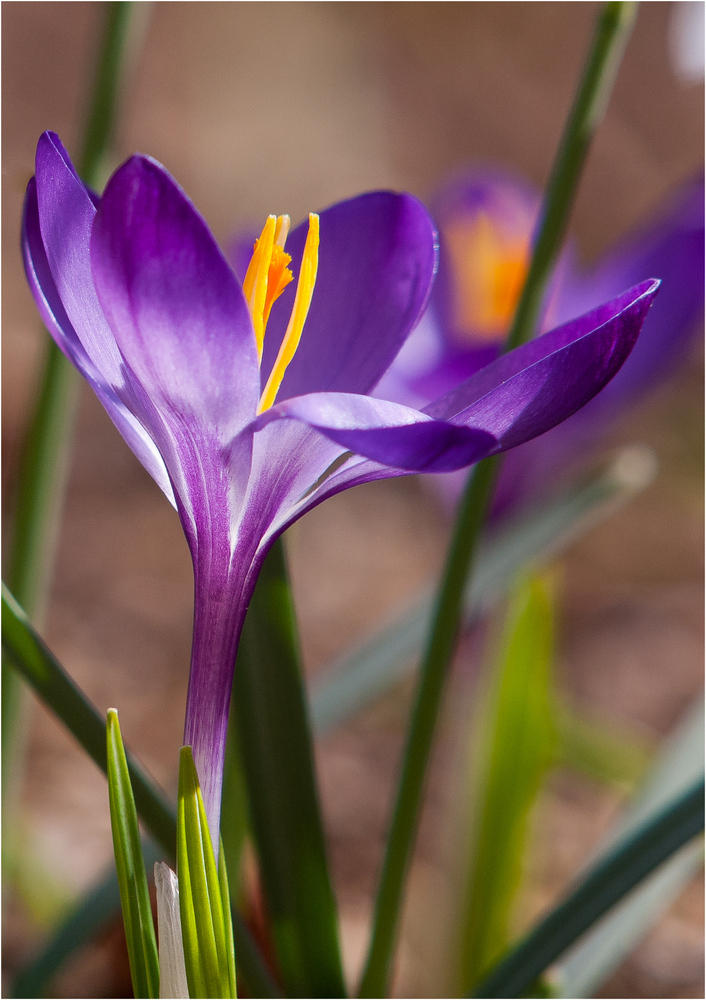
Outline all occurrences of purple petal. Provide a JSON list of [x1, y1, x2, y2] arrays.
[[31, 135, 175, 463], [33, 132, 126, 387], [259, 191, 438, 399], [487, 181, 704, 519], [427, 281, 659, 451], [183, 534, 253, 841], [256, 392, 496, 472], [90, 154, 260, 441], [22, 171, 176, 506], [554, 177, 704, 405]]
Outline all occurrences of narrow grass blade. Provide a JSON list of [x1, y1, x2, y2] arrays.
[[504, 0, 637, 352], [177, 746, 235, 999], [554, 700, 704, 997], [2, 583, 175, 852], [3, 585, 280, 998], [458, 576, 558, 993], [470, 780, 705, 998], [219, 840, 238, 998], [311, 449, 654, 735], [3, 0, 144, 808], [359, 4, 642, 986], [106, 709, 159, 999], [234, 539, 346, 998], [10, 842, 157, 999]]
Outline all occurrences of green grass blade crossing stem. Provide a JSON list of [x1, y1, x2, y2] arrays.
[[358, 5, 637, 994]]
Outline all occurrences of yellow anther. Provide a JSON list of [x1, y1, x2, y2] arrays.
[[258, 213, 319, 414], [243, 215, 277, 356], [263, 240, 294, 331], [243, 215, 295, 358], [445, 213, 529, 340], [274, 214, 290, 249]]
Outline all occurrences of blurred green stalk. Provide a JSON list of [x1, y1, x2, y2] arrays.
[[2, 1, 138, 808], [457, 576, 558, 994], [358, 4, 638, 996], [470, 779, 704, 998]]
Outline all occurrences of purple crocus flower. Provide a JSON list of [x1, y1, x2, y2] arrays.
[[376, 168, 704, 516], [22, 132, 658, 840]]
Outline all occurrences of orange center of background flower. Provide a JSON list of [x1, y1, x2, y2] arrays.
[[445, 212, 530, 342]]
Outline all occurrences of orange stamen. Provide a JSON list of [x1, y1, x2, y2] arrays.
[[257, 213, 319, 414]]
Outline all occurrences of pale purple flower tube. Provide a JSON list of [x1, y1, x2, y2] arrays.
[[22, 133, 658, 839]]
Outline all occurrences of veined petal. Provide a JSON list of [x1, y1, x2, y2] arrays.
[[22, 174, 176, 506], [426, 281, 660, 449], [270, 281, 659, 534], [255, 393, 496, 472], [34, 131, 125, 387], [91, 154, 260, 441], [259, 191, 438, 399]]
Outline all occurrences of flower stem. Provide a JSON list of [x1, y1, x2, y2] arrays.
[[506, 1, 638, 353], [358, 5, 638, 996], [2, 1, 139, 807], [2, 582, 282, 1000], [233, 539, 347, 998]]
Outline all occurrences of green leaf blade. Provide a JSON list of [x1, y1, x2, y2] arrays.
[[470, 780, 705, 998], [177, 746, 235, 999], [106, 709, 159, 999], [554, 700, 705, 997], [459, 575, 558, 993], [219, 840, 238, 998], [3, 585, 278, 998], [311, 450, 654, 736], [234, 540, 345, 998]]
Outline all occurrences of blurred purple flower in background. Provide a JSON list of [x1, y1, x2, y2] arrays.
[[376, 169, 704, 516], [23, 132, 658, 839]]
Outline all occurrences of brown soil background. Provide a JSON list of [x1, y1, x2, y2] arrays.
[[2, 3, 703, 997]]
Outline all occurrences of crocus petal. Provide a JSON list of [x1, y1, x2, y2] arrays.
[[33, 131, 126, 386], [22, 174, 176, 506], [259, 191, 438, 399], [486, 183, 703, 519], [256, 392, 497, 472], [426, 281, 659, 448], [554, 177, 704, 405], [91, 154, 260, 442]]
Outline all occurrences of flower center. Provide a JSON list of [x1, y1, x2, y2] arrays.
[[243, 213, 320, 413], [445, 212, 529, 342]]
